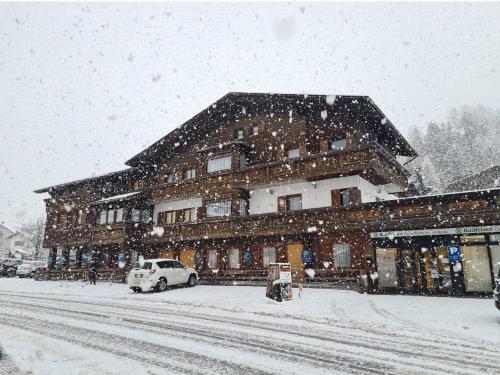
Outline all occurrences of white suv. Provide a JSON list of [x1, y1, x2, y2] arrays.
[[128, 259, 198, 293]]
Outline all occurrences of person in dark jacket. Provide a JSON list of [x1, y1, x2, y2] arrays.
[[89, 264, 97, 285]]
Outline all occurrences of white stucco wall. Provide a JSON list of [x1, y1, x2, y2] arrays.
[[153, 197, 203, 223], [248, 176, 397, 215]]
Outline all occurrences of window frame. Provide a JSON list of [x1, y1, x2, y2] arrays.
[[287, 148, 300, 159], [206, 200, 232, 218], [207, 155, 232, 173], [330, 138, 347, 151], [184, 168, 196, 180], [333, 243, 351, 268], [235, 129, 244, 140]]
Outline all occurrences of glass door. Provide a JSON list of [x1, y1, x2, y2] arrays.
[[462, 245, 492, 292], [376, 248, 398, 289]]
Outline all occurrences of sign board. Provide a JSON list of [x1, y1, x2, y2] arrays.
[[243, 249, 253, 265], [430, 268, 439, 278], [370, 225, 500, 239], [301, 249, 313, 263], [279, 263, 292, 283], [194, 251, 202, 265], [447, 245, 462, 262]]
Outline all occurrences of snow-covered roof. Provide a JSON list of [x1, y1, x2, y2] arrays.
[[392, 186, 500, 202], [34, 168, 135, 194], [91, 191, 141, 205], [125, 92, 417, 167]]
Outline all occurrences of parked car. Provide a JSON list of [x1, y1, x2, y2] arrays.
[[0, 258, 23, 278], [128, 259, 198, 293], [494, 269, 500, 311], [16, 261, 47, 278]]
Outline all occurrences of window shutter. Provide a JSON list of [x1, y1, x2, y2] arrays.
[[299, 144, 307, 156], [277, 149, 285, 160], [331, 190, 341, 207], [278, 196, 287, 212], [319, 140, 329, 152], [196, 207, 203, 220]]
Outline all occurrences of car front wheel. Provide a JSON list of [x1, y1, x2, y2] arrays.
[[156, 279, 167, 292], [187, 275, 197, 287]]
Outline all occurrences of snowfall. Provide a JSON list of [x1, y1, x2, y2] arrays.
[[0, 279, 499, 375]]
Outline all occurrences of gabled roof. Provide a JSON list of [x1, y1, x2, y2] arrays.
[[125, 92, 417, 167]]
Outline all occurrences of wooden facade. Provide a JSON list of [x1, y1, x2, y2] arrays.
[[35, 93, 500, 293]]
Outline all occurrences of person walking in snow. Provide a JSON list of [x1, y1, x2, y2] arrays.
[[89, 264, 97, 285]]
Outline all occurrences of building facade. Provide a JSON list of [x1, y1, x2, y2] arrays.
[[35, 93, 500, 294]]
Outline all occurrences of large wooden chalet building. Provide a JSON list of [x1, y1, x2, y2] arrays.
[[36, 93, 500, 295]]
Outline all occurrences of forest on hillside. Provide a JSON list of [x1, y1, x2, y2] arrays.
[[406, 105, 500, 194]]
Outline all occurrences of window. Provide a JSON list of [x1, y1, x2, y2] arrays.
[[133, 180, 144, 190], [332, 188, 360, 207], [262, 247, 276, 267], [235, 129, 244, 139], [172, 261, 184, 269], [207, 155, 232, 173], [278, 194, 302, 212], [208, 250, 218, 269], [77, 210, 83, 225], [183, 208, 195, 222], [206, 200, 231, 217], [166, 173, 176, 183], [184, 169, 196, 180], [239, 199, 248, 216], [287, 195, 302, 211], [115, 208, 124, 222], [340, 189, 350, 207], [251, 126, 259, 136], [287, 148, 300, 159], [333, 244, 351, 268], [107, 209, 115, 224], [14, 241, 24, 247], [228, 248, 240, 269], [240, 154, 247, 168], [99, 209, 107, 225], [142, 210, 152, 224], [131, 209, 141, 222], [166, 211, 176, 224], [331, 138, 347, 151]]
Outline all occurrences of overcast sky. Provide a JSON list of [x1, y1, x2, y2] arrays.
[[1, 2, 500, 229]]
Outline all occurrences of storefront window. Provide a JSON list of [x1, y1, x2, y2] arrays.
[[208, 250, 218, 269], [333, 244, 351, 268], [228, 248, 239, 269], [491, 245, 500, 277], [262, 247, 276, 267], [462, 245, 492, 292], [376, 248, 398, 288]]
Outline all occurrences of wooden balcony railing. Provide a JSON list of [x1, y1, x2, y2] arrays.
[[150, 143, 409, 201]]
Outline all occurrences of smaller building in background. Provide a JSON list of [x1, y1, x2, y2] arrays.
[[445, 165, 500, 193], [0, 224, 44, 260]]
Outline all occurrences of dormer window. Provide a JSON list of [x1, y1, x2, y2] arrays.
[[235, 129, 244, 140], [287, 148, 300, 159], [207, 155, 232, 173], [331, 138, 347, 151], [184, 169, 196, 180], [251, 126, 259, 136]]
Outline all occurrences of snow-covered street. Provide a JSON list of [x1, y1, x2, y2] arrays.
[[0, 279, 499, 375]]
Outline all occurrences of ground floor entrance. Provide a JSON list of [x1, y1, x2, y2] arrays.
[[372, 229, 500, 295]]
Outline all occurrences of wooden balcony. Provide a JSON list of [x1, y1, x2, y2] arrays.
[[151, 143, 409, 201], [145, 192, 500, 243]]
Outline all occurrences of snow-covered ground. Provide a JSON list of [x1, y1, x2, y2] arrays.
[[0, 279, 499, 375]]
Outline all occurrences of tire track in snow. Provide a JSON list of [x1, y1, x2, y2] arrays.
[[0, 298, 388, 375], [1, 293, 499, 374]]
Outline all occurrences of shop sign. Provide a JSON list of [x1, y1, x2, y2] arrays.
[[447, 245, 462, 262], [430, 268, 440, 278], [301, 249, 313, 263], [370, 225, 500, 239], [194, 251, 202, 265]]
